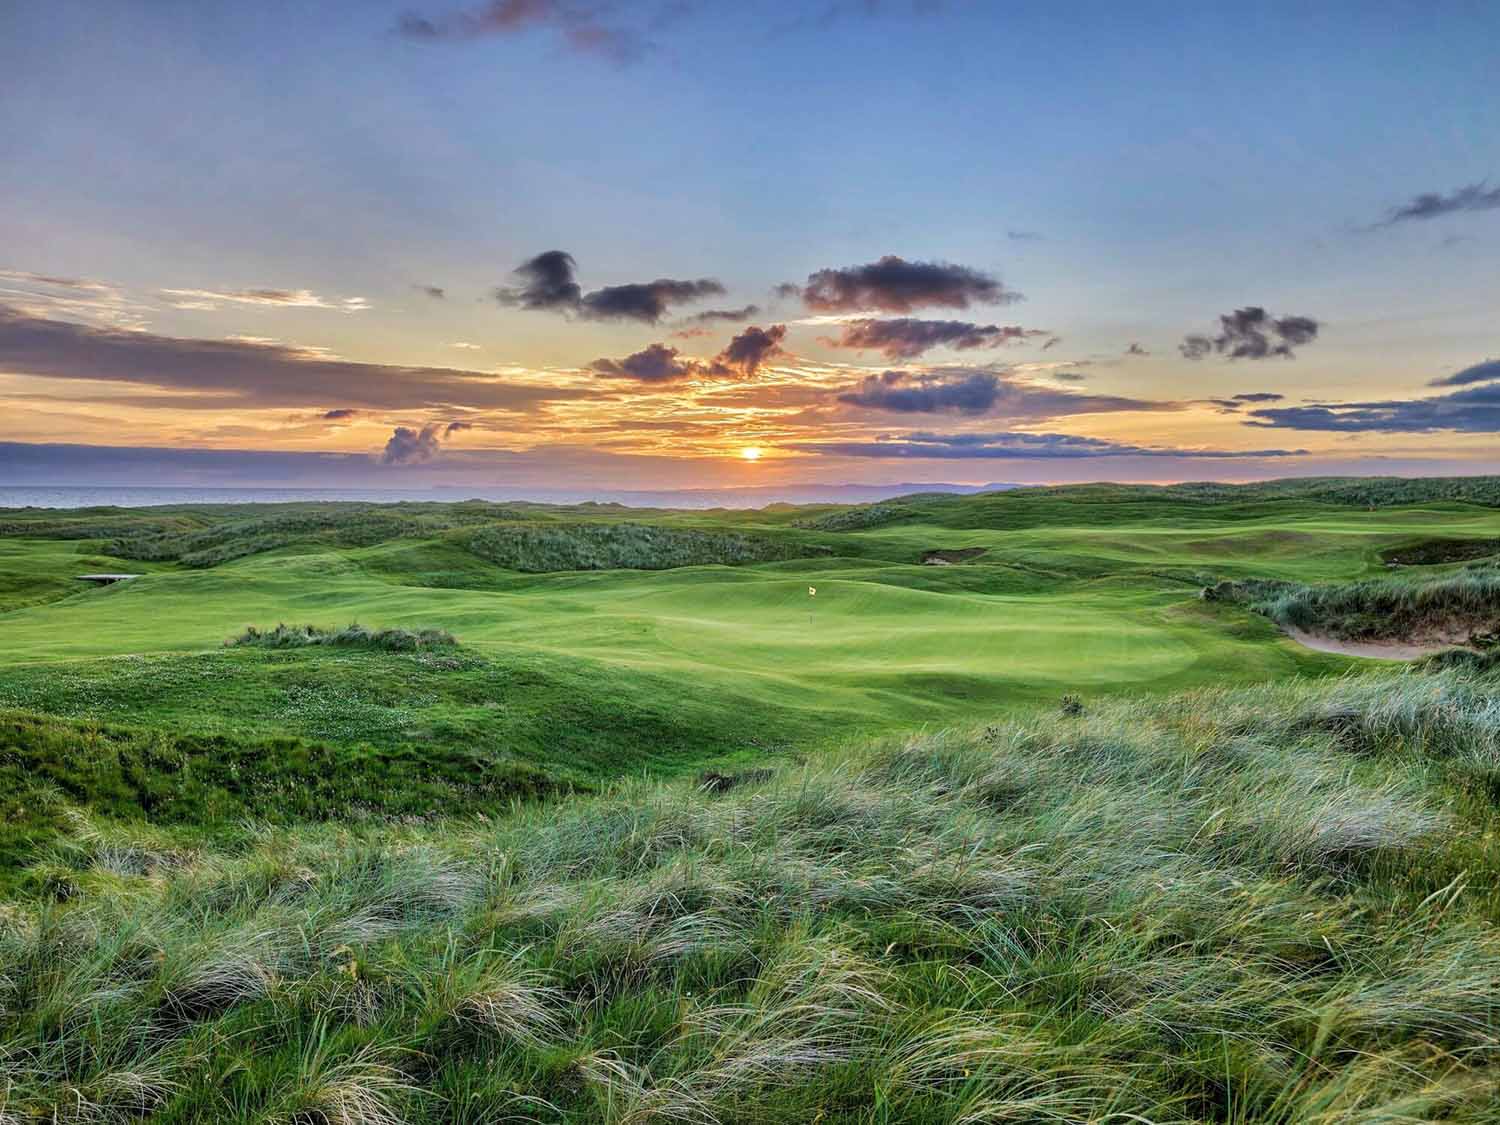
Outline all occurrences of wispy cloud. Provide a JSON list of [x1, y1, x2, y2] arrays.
[[0, 303, 577, 412], [792, 430, 1305, 459], [397, 0, 687, 65], [159, 287, 370, 312], [1246, 366, 1500, 432], [823, 317, 1046, 360], [1371, 182, 1500, 227]]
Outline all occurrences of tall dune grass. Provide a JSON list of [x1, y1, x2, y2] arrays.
[[4, 668, 1500, 1120]]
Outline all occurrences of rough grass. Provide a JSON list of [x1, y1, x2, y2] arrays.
[[4, 668, 1500, 1122], [460, 522, 818, 573], [228, 623, 458, 652], [1208, 570, 1500, 643]]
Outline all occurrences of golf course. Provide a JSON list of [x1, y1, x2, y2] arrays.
[[6, 477, 1500, 1123], [9, 481, 1495, 755]]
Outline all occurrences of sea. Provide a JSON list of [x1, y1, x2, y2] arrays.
[[0, 482, 1018, 511], [0, 486, 491, 510]]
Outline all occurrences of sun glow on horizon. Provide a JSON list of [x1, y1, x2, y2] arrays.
[[739, 446, 764, 461]]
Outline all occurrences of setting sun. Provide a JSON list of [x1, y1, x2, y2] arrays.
[[739, 446, 763, 462]]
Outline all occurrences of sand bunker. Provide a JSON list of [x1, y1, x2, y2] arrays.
[[1285, 627, 1475, 661], [921, 547, 988, 566]]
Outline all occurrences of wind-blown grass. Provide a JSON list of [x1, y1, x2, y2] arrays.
[[4, 667, 1500, 1121], [1208, 569, 1500, 642]]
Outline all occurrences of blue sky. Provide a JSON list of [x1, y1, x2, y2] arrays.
[[1, 0, 1497, 490]]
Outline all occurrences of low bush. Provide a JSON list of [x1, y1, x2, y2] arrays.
[[462, 521, 813, 572], [227, 623, 457, 652]]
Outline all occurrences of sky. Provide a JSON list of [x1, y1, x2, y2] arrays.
[[1, 0, 1498, 494]]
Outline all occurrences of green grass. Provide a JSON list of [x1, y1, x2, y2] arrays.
[[4, 667, 1500, 1121], [6, 479, 1500, 1120], [12, 481, 1500, 791]]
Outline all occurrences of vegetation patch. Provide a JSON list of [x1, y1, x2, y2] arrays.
[[3, 669, 1500, 1121], [1381, 536, 1500, 567], [461, 521, 818, 572], [228, 622, 458, 652], [792, 502, 909, 531], [1209, 570, 1500, 645], [0, 709, 556, 891]]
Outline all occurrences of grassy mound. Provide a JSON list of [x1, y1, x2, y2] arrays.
[[1209, 570, 1500, 643], [108, 505, 527, 568], [0, 710, 556, 892], [4, 669, 1500, 1121], [0, 645, 805, 797], [228, 623, 458, 652], [461, 522, 819, 572]]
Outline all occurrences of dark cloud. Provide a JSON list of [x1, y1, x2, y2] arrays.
[[381, 424, 446, 466], [716, 324, 786, 376], [771, 282, 804, 301], [1040, 336, 1061, 351], [834, 368, 1168, 419], [494, 250, 583, 312], [799, 255, 1019, 313], [1206, 391, 1286, 414], [590, 342, 701, 383], [1180, 307, 1320, 360], [1051, 371, 1088, 383], [495, 251, 723, 323], [414, 284, 446, 300], [590, 324, 787, 382], [825, 318, 1045, 360], [322, 408, 359, 420], [580, 277, 725, 323], [792, 430, 1305, 460], [1429, 358, 1500, 388], [1247, 382, 1500, 434], [1125, 342, 1149, 357], [397, 0, 659, 65], [1373, 182, 1500, 227], [1006, 230, 1044, 242], [683, 304, 760, 324], [0, 304, 572, 412], [445, 420, 474, 434]]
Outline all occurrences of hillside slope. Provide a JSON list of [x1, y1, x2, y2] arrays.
[[2, 667, 1499, 1122]]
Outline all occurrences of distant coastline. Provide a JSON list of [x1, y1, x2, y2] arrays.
[[0, 482, 1019, 511]]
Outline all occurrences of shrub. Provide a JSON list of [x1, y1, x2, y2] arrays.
[[227, 623, 458, 652], [462, 521, 813, 572]]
